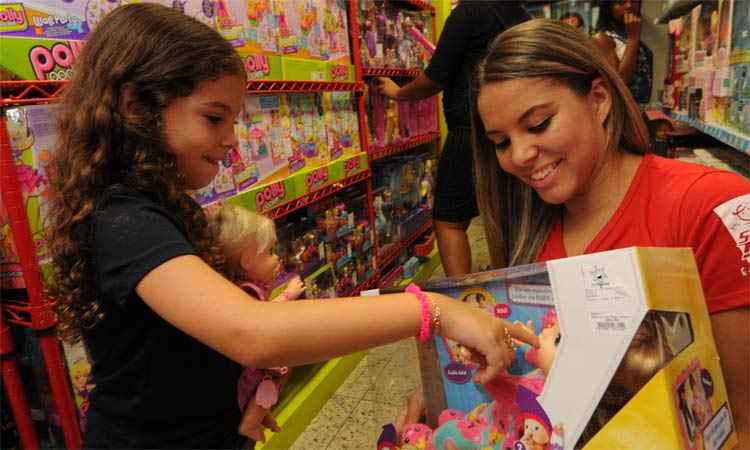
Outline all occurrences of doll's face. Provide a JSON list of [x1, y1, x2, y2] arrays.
[[523, 418, 550, 446]]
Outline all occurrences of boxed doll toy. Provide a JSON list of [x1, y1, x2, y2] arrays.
[[382, 247, 737, 450]]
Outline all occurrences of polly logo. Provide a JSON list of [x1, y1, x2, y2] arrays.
[[244, 55, 270, 79], [255, 181, 286, 211], [305, 167, 329, 191], [29, 40, 84, 80], [343, 156, 361, 175], [0, 5, 25, 26], [329, 64, 348, 81]]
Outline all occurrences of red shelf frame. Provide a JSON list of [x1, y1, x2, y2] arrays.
[[265, 170, 372, 220], [362, 67, 423, 78], [369, 132, 440, 161], [1, 120, 82, 448], [246, 80, 364, 94], [377, 217, 433, 269], [0, 80, 363, 106], [0, 80, 66, 106], [391, 0, 436, 13]]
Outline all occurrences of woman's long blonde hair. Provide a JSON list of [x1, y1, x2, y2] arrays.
[[471, 19, 650, 269]]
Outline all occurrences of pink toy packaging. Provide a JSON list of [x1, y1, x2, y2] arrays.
[[377, 248, 738, 450]]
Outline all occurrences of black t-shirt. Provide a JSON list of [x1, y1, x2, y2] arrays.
[[83, 187, 242, 448], [424, 1, 530, 130]]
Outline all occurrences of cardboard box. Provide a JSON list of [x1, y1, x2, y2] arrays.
[[410, 247, 736, 450]]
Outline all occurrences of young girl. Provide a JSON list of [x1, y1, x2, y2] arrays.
[[212, 204, 305, 442], [472, 19, 748, 447], [591, 0, 653, 106], [47, 4, 529, 448]]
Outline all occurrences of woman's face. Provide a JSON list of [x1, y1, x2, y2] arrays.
[[477, 77, 611, 206]]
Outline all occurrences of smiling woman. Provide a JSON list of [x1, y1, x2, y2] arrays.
[[471, 19, 749, 447]]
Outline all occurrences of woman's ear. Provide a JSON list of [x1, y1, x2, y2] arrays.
[[588, 78, 612, 125], [118, 83, 142, 122]]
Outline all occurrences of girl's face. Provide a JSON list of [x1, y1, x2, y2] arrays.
[[161, 74, 244, 189], [477, 77, 611, 206], [240, 237, 282, 286], [523, 418, 550, 445], [612, 0, 638, 22]]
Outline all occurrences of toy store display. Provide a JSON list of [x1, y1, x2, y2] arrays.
[[244, 0, 351, 63], [358, 0, 435, 69], [668, 0, 750, 139], [375, 247, 737, 450], [193, 90, 363, 209], [272, 184, 376, 299], [365, 79, 439, 149], [372, 153, 435, 265], [1, 105, 58, 289]]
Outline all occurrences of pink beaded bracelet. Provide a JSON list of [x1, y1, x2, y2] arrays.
[[406, 283, 432, 342]]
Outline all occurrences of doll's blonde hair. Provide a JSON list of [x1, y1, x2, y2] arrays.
[[212, 204, 276, 276]]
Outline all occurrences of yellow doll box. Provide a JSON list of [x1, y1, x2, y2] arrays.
[[403, 247, 736, 450]]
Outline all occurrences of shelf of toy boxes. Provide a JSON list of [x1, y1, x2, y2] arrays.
[[662, 0, 750, 156], [668, 111, 750, 154]]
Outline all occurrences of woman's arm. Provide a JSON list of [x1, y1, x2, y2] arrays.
[[378, 74, 442, 101], [592, 13, 641, 85], [136, 255, 533, 383], [710, 307, 749, 449]]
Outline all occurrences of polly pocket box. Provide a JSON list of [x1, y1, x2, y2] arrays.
[[380, 247, 737, 450]]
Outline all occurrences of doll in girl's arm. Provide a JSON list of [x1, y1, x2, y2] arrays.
[[212, 204, 305, 441]]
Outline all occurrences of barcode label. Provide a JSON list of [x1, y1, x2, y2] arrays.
[[596, 322, 626, 331]]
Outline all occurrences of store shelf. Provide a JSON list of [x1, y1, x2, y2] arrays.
[[265, 170, 372, 220], [0, 80, 363, 106], [362, 67, 423, 78], [390, 0, 436, 13], [0, 80, 66, 106], [369, 132, 440, 161], [247, 80, 364, 94], [378, 218, 433, 269], [655, 0, 702, 24], [668, 112, 750, 154], [397, 241, 440, 287]]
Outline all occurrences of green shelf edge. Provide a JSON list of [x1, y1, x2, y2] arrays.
[[255, 352, 365, 450]]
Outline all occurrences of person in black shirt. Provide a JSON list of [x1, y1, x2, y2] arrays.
[[379, 0, 530, 277], [47, 4, 536, 448]]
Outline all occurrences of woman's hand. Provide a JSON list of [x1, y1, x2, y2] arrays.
[[431, 293, 539, 384], [377, 77, 401, 100], [623, 12, 642, 39]]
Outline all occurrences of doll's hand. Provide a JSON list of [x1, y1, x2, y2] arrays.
[[280, 276, 305, 301], [432, 293, 539, 385], [624, 12, 642, 39], [377, 77, 400, 99]]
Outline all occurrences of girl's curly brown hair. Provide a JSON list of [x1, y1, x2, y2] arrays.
[[47, 3, 244, 343]]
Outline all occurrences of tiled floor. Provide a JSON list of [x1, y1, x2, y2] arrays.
[[290, 219, 490, 450]]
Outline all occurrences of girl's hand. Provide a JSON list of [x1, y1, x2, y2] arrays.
[[432, 293, 539, 385], [280, 276, 305, 301], [377, 77, 400, 100], [624, 12, 642, 39]]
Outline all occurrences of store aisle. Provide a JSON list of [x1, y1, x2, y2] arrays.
[[289, 219, 490, 449]]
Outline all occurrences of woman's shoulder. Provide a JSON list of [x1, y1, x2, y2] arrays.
[[640, 154, 750, 208]]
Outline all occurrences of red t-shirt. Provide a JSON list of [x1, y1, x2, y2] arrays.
[[537, 154, 750, 314]]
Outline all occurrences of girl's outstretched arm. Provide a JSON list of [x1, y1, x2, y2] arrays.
[[136, 254, 531, 383]]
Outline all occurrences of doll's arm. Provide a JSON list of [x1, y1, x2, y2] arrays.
[[271, 275, 305, 302]]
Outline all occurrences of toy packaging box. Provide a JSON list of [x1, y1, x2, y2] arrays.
[[2, 105, 58, 288], [381, 247, 737, 450]]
